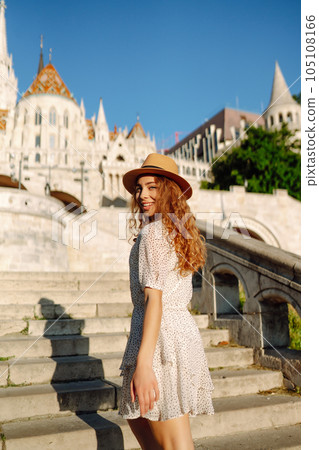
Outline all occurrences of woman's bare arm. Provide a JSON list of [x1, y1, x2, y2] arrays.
[[130, 287, 162, 416]]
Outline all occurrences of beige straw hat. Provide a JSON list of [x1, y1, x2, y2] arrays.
[[122, 153, 193, 199]]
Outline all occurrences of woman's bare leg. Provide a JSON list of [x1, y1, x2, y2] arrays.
[[127, 417, 162, 450], [148, 413, 194, 450]]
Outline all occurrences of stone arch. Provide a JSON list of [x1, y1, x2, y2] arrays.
[[223, 216, 280, 247], [210, 262, 248, 318], [287, 112, 293, 123], [279, 113, 283, 123], [254, 287, 293, 348], [0, 174, 27, 190], [255, 287, 300, 315], [50, 191, 84, 214]]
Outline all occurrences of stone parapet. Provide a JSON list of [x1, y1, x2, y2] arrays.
[[0, 187, 68, 271], [195, 221, 301, 384]]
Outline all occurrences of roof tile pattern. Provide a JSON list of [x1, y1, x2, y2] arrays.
[[86, 119, 95, 140], [0, 109, 8, 130], [23, 64, 76, 103], [127, 121, 146, 139]]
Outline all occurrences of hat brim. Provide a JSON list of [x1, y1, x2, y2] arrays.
[[123, 167, 193, 199]]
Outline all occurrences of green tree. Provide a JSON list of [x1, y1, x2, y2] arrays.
[[202, 124, 301, 201], [293, 92, 301, 104]]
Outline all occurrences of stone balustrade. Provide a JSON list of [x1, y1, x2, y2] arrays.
[[194, 220, 301, 383]]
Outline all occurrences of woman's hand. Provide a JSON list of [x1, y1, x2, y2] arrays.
[[130, 362, 160, 416]]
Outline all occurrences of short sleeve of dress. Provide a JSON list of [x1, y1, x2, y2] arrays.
[[139, 223, 172, 292]]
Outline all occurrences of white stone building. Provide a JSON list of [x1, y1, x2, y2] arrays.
[[165, 61, 301, 185], [0, 0, 156, 211], [263, 61, 301, 138], [0, 1, 301, 272]]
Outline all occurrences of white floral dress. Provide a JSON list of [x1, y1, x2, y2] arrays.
[[118, 219, 214, 421]]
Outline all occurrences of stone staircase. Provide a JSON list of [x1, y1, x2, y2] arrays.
[[0, 272, 301, 449]]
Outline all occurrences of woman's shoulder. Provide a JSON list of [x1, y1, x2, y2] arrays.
[[140, 220, 172, 247]]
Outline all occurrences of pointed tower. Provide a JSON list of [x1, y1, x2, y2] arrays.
[[37, 35, 44, 75], [263, 61, 300, 132], [95, 97, 109, 148], [0, 0, 18, 111]]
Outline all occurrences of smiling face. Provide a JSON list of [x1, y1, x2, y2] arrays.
[[135, 175, 159, 217]]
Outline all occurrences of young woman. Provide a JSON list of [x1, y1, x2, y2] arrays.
[[119, 153, 214, 449]]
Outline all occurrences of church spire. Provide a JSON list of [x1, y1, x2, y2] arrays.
[[97, 97, 107, 126], [0, 0, 17, 110], [0, 0, 8, 60], [37, 35, 44, 74], [268, 61, 296, 108]]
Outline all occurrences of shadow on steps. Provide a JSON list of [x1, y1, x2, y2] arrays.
[[40, 298, 125, 450]]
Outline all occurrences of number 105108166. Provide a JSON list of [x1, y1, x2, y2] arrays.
[[305, 15, 316, 82]]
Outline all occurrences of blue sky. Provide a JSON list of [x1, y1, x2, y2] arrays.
[[6, 0, 300, 149]]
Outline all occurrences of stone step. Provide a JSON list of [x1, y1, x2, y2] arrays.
[[26, 318, 131, 336], [0, 302, 134, 320], [1, 314, 208, 337], [199, 328, 230, 347], [205, 346, 254, 368], [0, 289, 131, 305], [0, 332, 129, 359], [0, 316, 133, 337], [0, 328, 228, 359], [190, 393, 300, 439], [0, 319, 26, 336], [0, 279, 130, 292], [0, 271, 129, 281], [210, 367, 284, 398], [193, 424, 301, 449], [0, 394, 301, 449], [1, 366, 284, 423], [0, 380, 116, 422], [1, 347, 253, 386], [0, 369, 282, 422], [106, 366, 284, 401]]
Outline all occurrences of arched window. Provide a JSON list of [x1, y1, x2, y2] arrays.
[[35, 135, 41, 148], [279, 113, 283, 123], [270, 115, 274, 126], [49, 135, 55, 149], [35, 108, 42, 125], [63, 111, 69, 129], [65, 154, 68, 164], [287, 112, 293, 122], [192, 168, 196, 176], [49, 108, 56, 126], [296, 112, 299, 123], [35, 152, 41, 163]]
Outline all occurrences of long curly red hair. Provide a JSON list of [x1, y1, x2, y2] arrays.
[[127, 175, 207, 276]]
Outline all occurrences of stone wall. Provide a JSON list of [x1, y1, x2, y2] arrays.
[[188, 186, 300, 255], [0, 188, 68, 271]]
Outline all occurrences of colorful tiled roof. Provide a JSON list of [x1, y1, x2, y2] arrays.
[[86, 119, 95, 140], [0, 109, 8, 131], [127, 121, 146, 139], [109, 124, 119, 141], [23, 64, 77, 103]]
